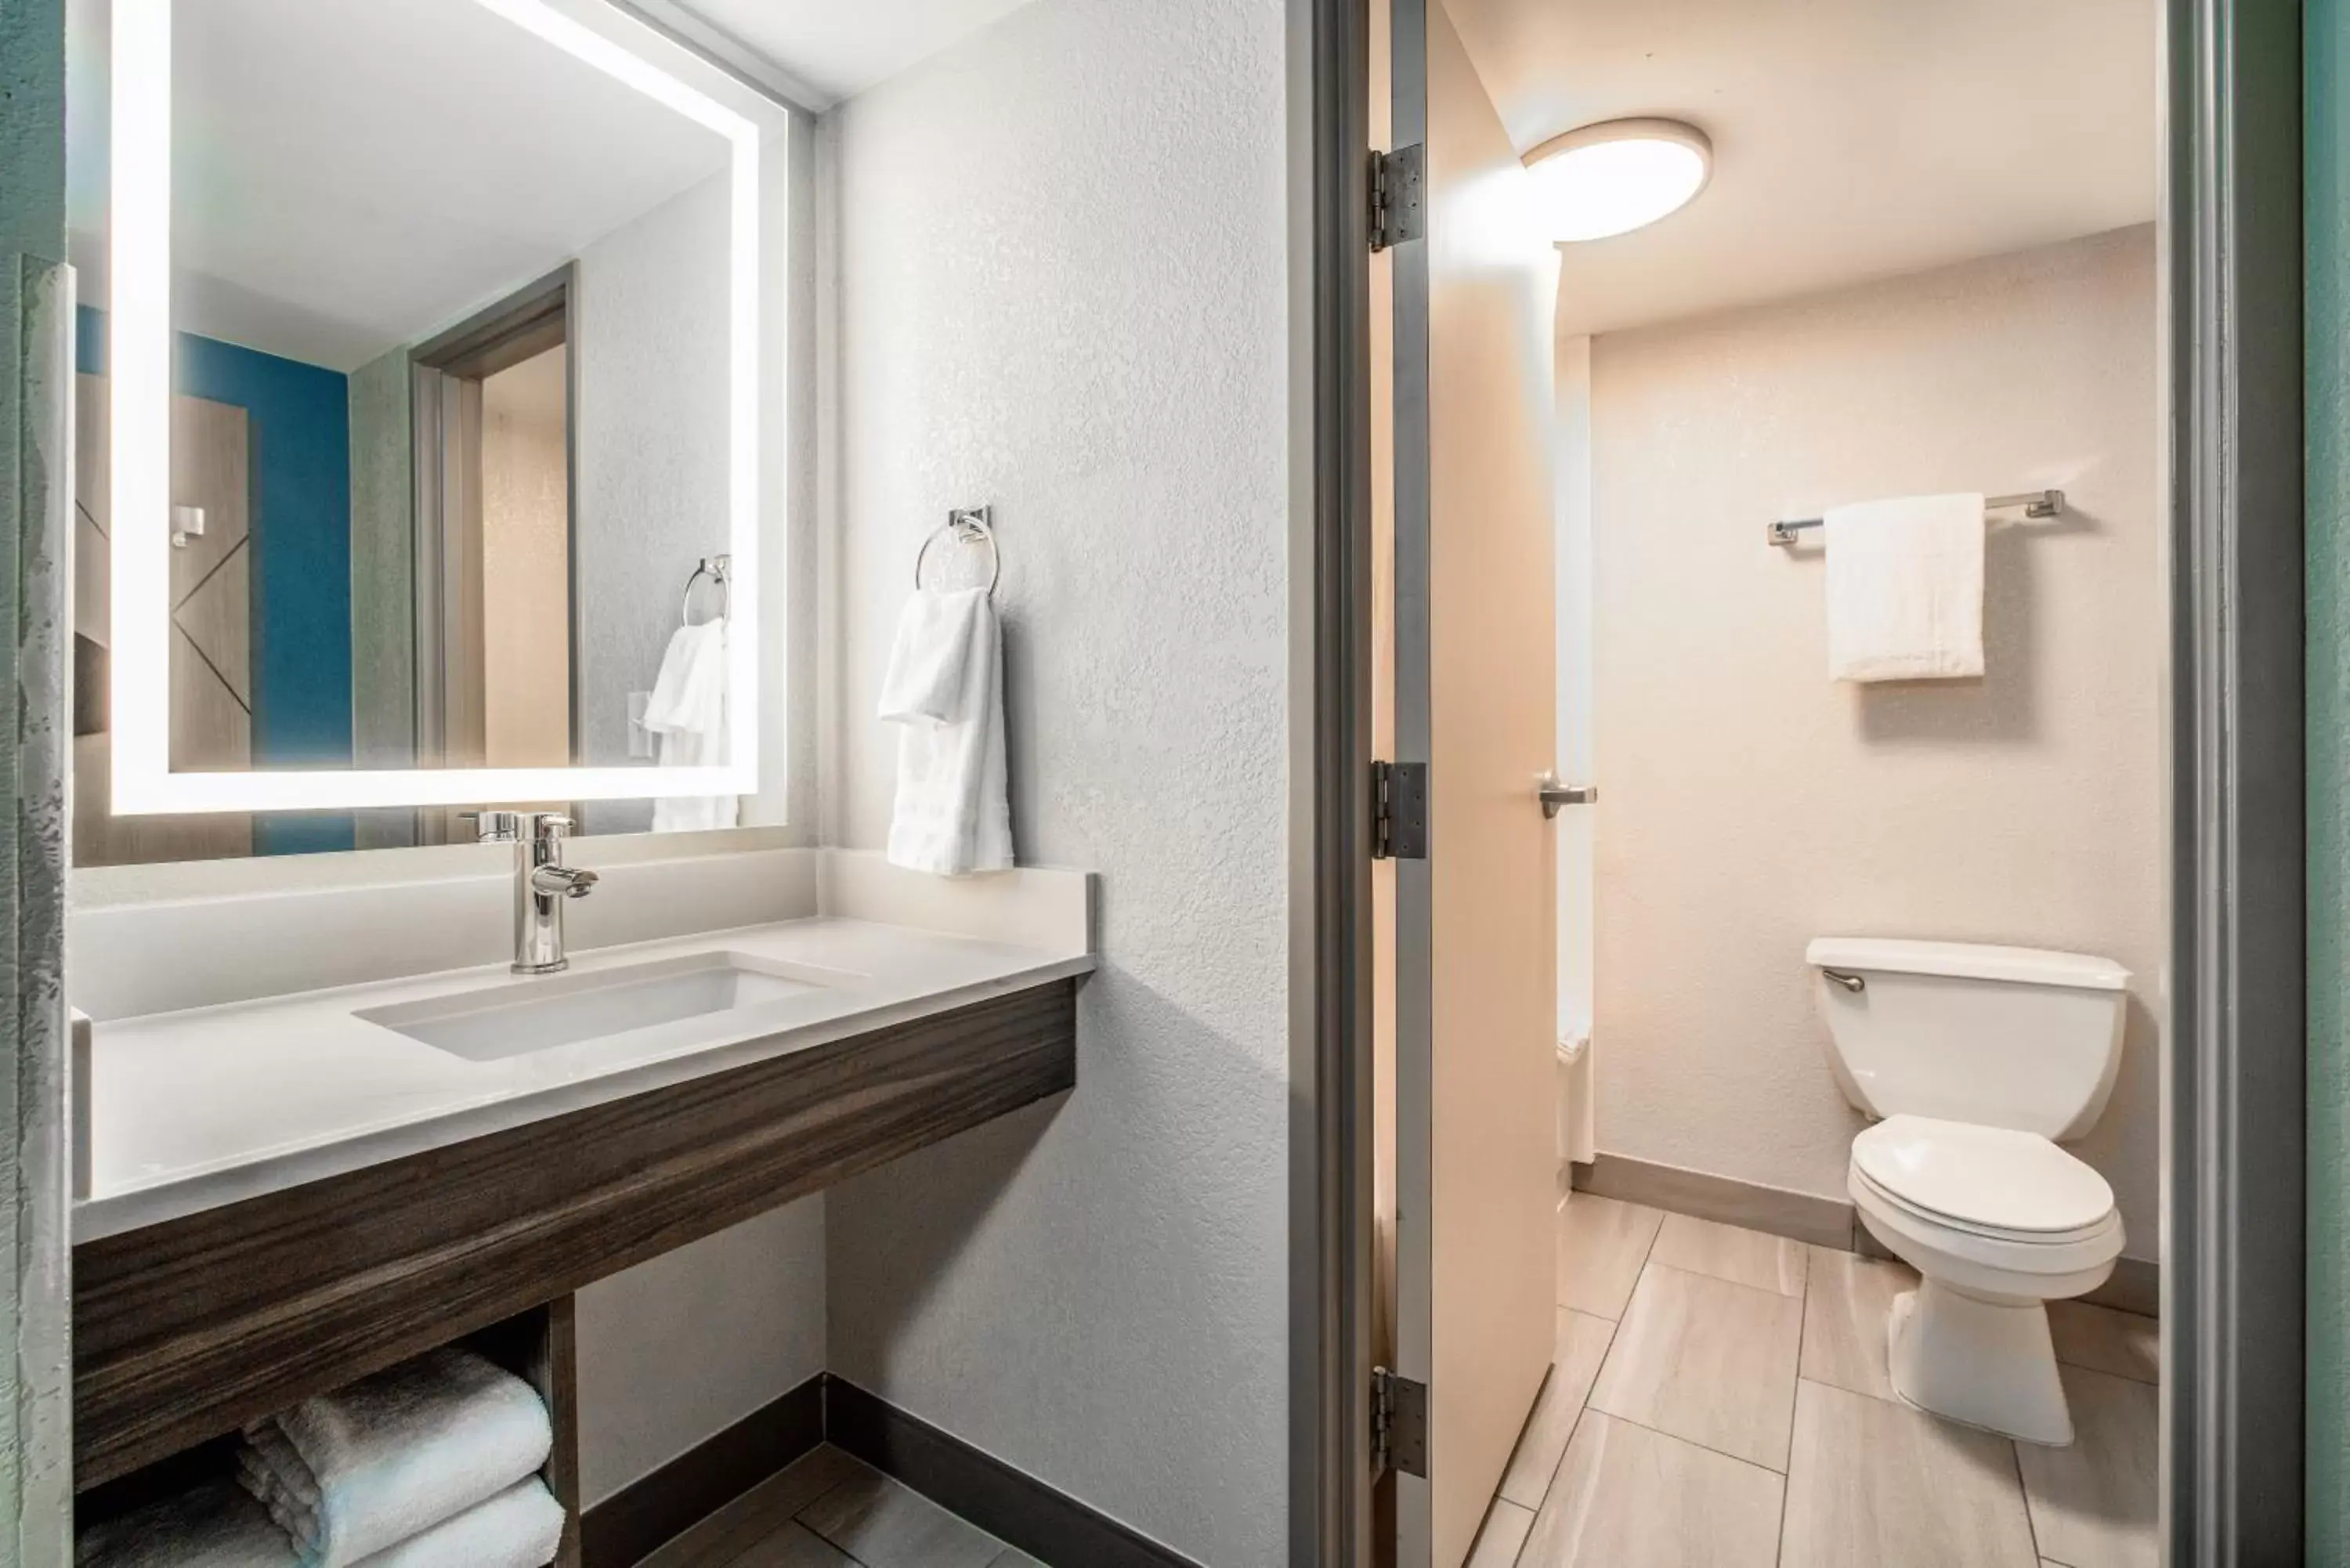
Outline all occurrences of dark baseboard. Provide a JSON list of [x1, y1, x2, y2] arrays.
[[580, 1374, 823, 1568], [2087, 1255, 2161, 1317], [1573, 1152, 1855, 1249], [1582, 1149, 2162, 1321], [580, 1372, 1199, 1568], [824, 1376, 1202, 1568]]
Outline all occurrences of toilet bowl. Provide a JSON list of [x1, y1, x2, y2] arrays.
[[1846, 1114, 2122, 1443], [1809, 938, 2131, 1446]]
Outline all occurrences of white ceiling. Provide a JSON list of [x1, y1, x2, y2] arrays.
[[64, 0, 2151, 366], [661, 0, 1039, 107], [67, 0, 732, 371], [1441, 0, 2159, 337]]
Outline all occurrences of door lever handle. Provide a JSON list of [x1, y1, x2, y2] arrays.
[[1536, 772, 1596, 818]]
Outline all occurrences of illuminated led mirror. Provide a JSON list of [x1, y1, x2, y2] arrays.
[[80, 0, 768, 840]]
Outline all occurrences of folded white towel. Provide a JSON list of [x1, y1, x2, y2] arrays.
[[77, 1479, 298, 1568], [1824, 493, 1986, 681], [237, 1349, 553, 1568], [349, 1479, 566, 1568], [646, 616, 737, 834], [880, 588, 1014, 876]]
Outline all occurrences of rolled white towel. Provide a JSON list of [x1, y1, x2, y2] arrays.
[[76, 1478, 298, 1568], [237, 1349, 552, 1567], [350, 1479, 566, 1568]]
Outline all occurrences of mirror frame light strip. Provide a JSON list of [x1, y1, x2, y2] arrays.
[[107, 0, 762, 814]]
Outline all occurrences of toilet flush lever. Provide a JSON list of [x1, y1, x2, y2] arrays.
[[1820, 967, 1867, 994]]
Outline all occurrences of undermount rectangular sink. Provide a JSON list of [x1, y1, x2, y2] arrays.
[[356, 952, 847, 1062]]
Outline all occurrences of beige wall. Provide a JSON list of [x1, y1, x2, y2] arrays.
[[479, 345, 572, 768], [1589, 226, 2163, 1259]]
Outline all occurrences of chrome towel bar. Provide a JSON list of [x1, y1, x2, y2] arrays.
[[1767, 489, 2065, 547]]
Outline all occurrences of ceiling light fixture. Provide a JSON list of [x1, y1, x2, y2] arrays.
[[1521, 117, 1712, 243]]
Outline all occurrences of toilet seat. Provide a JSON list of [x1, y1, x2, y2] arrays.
[[1846, 1115, 2124, 1305], [1850, 1164, 2123, 1286], [1852, 1115, 2116, 1239], [1852, 1164, 2117, 1249]]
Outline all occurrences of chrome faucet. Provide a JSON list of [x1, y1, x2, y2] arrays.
[[472, 811, 599, 974]]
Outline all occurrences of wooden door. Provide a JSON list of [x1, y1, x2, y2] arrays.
[[74, 373, 255, 865], [1386, 1, 1563, 1563]]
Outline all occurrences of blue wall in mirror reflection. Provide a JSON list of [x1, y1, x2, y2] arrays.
[[77, 306, 355, 854]]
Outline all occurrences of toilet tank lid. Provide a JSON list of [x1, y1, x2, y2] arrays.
[[1806, 938, 2129, 991]]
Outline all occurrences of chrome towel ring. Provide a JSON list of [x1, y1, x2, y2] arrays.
[[914, 506, 1001, 597], [680, 554, 731, 626]]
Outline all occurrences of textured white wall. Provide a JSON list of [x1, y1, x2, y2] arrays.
[[818, 0, 1292, 1561], [347, 349, 414, 781], [573, 173, 732, 833], [1589, 226, 2164, 1258], [574, 1198, 826, 1505], [571, 117, 812, 840]]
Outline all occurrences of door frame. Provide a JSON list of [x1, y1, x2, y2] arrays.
[[1289, 0, 2309, 1562], [2162, 0, 2305, 1559], [410, 264, 582, 772], [1289, 0, 1378, 1561]]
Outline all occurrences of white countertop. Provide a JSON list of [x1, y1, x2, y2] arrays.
[[77, 916, 1093, 1242]]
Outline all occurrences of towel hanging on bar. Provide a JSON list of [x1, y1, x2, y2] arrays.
[[1823, 493, 1987, 681]]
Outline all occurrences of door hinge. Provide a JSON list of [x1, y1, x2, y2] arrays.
[[1372, 1366, 1428, 1478], [1369, 143, 1425, 251], [1372, 761, 1427, 861]]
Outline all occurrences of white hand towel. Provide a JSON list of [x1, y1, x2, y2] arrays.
[[878, 587, 986, 724], [77, 1479, 299, 1568], [1824, 493, 1987, 681], [236, 1348, 553, 1568], [645, 617, 738, 834], [349, 1479, 566, 1568], [880, 588, 1013, 876]]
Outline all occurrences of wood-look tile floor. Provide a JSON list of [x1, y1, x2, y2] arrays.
[[1473, 1197, 2160, 1568], [638, 1445, 1040, 1568]]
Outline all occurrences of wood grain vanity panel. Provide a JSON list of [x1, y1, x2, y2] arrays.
[[73, 979, 1078, 1487], [468, 1299, 584, 1568], [539, 1297, 585, 1568]]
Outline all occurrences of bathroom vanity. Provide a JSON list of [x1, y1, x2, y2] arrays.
[[67, 850, 1094, 1559], [55, 0, 1095, 1559]]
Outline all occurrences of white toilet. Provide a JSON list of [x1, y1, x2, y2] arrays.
[[1808, 937, 2129, 1446]]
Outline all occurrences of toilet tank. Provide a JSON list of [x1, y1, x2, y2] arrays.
[[1807, 938, 2129, 1140]]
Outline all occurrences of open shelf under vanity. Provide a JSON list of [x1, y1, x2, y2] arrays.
[[71, 977, 1080, 1566]]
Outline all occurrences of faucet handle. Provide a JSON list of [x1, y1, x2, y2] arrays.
[[530, 863, 599, 899], [532, 814, 575, 843], [465, 811, 526, 843]]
